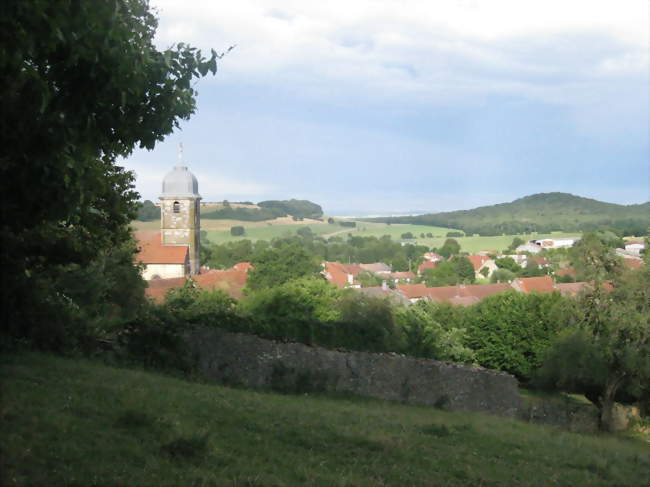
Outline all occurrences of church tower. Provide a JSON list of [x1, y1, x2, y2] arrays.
[[160, 145, 201, 275]]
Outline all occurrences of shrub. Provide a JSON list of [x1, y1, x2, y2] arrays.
[[230, 226, 245, 236]]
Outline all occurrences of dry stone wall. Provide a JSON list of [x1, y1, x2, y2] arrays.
[[186, 329, 521, 417]]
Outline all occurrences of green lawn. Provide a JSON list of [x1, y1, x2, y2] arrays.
[[2, 353, 648, 486]]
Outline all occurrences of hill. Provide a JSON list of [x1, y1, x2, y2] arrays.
[[2, 353, 649, 486], [367, 193, 650, 236], [201, 199, 324, 222]]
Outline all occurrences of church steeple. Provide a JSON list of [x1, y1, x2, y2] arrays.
[[159, 145, 201, 274]]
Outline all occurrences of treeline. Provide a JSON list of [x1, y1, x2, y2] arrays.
[[202, 230, 430, 272], [202, 199, 324, 222], [368, 193, 650, 236]]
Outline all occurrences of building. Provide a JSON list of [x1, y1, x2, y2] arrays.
[[160, 164, 202, 275], [466, 254, 498, 279], [136, 152, 202, 280], [624, 240, 646, 256]]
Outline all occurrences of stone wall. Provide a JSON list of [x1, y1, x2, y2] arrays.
[[186, 329, 521, 417]]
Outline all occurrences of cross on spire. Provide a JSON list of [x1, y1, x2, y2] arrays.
[[177, 142, 184, 165]]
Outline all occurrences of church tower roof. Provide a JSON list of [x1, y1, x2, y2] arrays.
[[161, 165, 200, 198], [160, 144, 200, 198]]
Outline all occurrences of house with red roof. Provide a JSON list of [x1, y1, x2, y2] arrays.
[[390, 271, 416, 283], [322, 261, 362, 289], [511, 276, 556, 294], [466, 254, 498, 279], [136, 231, 189, 280], [145, 263, 252, 302], [417, 260, 438, 275]]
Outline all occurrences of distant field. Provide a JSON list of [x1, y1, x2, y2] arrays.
[[3, 353, 648, 486], [132, 218, 580, 252]]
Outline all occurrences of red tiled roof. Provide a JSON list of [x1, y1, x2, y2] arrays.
[[555, 282, 588, 297], [396, 283, 429, 300], [418, 261, 438, 273], [342, 264, 364, 277], [135, 231, 188, 265], [466, 255, 492, 271], [144, 267, 250, 303], [513, 276, 556, 294], [462, 283, 512, 300], [233, 262, 253, 273], [425, 286, 463, 302], [555, 267, 576, 278], [622, 258, 643, 270], [391, 271, 416, 280], [323, 261, 351, 289]]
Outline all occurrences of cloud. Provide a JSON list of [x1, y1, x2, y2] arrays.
[[150, 0, 648, 108]]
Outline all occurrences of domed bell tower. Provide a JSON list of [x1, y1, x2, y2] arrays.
[[160, 144, 201, 275]]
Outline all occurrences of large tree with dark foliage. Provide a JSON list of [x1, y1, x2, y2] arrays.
[[1, 0, 220, 345]]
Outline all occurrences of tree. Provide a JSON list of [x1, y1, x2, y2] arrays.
[[246, 243, 321, 291], [536, 266, 650, 430], [2, 0, 221, 338], [490, 269, 516, 283], [136, 200, 159, 221], [421, 262, 459, 287], [401, 232, 414, 239], [438, 238, 461, 258], [507, 237, 525, 252], [495, 257, 521, 273], [230, 226, 245, 236], [240, 278, 341, 342], [570, 232, 623, 282], [451, 255, 475, 284], [479, 267, 490, 279]]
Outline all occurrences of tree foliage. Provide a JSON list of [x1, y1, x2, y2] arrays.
[[136, 200, 159, 221], [2, 0, 220, 342], [246, 243, 322, 291], [536, 266, 650, 429]]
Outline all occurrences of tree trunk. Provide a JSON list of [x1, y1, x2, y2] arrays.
[[599, 373, 625, 432]]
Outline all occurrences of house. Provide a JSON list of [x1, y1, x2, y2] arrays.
[[466, 254, 498, 279], [390, 271, 416, 283], [417, 260, 438, 275], [396, 283, 429, 303], [554, 267, 577, 279], [532, 238, 578, 249], [515, 244, 542, 254], [322, 261, 361, 289], [358, 282, 411, 305], [511, 276, 556, 294], [359, 262, 392, 275], [136, 231, 189, 280], [624, 241, 646, 256], [423, 252, 443, 262], [145, 262, 251, 302]]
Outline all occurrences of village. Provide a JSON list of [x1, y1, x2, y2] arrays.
[[135, 165, 646, 306]]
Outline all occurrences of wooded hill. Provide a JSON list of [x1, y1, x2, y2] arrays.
[[367, 193, 650, 236], [202, 199, 324, 222]]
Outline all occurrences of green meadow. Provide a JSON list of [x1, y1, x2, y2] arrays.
[[132, 218, 580, 253], [2, 353, 648, 486]]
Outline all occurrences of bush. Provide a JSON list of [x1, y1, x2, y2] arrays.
[[230, 226, 245, 236], [464, 291, 573, 381], [446, 231, 463, 238]]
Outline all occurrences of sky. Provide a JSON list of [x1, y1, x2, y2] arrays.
[[121, 0, 650, 215]]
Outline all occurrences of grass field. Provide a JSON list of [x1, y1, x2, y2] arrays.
[[2, 353, 648, 486], [133, 218, 580, 253]]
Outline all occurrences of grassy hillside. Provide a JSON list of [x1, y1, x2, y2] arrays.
[[368, 193, 650, 236], [2, 353, 648, 486]]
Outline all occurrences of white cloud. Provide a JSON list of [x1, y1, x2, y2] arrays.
[[150, 0, 648, 107]]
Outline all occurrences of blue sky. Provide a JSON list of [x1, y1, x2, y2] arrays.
[[121, 0, 649, 215]]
